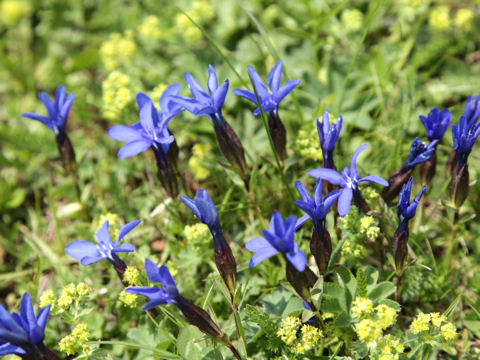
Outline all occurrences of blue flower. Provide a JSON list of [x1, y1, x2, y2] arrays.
[[21, 85, 75, 134], [403, 137, 439, 170], [108, 86, 180, 158], [66, 219, 140, 266], [317, 108, 342, 168], [0, 293, 51, 357], [397, 177, 426, 223], [233, 60, 300, 116], [308, 144, 388, 217], [419, 108, 451, 141], [463, 94, 480, 128], [294, 179, 340, 230], [126, 259, 180, 310], [246, 211, 306, 272], [179, 189, 220, 230], [452, 114, 480, 171], [170, 65, 229, 127]]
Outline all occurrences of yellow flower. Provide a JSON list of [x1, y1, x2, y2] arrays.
[[150, 84, 167, 103], [341, 9, 363, 32], [72, 322, 89, 343], [102, 71, 133, 119], [0, 0, 29, 26], [119, 291, 138, 308], [59, 323, 89, 355], [57, 288, 73, 312], [76, 283, 91, 297], [294, 129, 323, 161], [440, 322, 456, 341], [429, 312, 445, 327], [454, 8, 473, 31], [298, 324, 322, 352], [359, 216, 374, 234], [175, 14, 202, 42], [39, 290, 56, 310], [188, 143, 212, 181], [277, 317, 301, 345], [355, 318, 382, 344], [351, 297, 374, 318], [138, 15, 163, 40], [410, 313, 430, 334], [64, 283, 77, 296], [192, 0, 215, 22], [124, 266, 140, 286], [375, 304, 397, 329], [100, 31, 137, 70], [59, 335, 77, 355], [429, 6, 451, 31]]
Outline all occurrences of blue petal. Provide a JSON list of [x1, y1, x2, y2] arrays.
[[248, 65, 270, 103], [233, 89, 257, 105], [337, 188, 353, 217], [19, 293, 35, 331], [116, 219, 141, 244], [111, 243, 135, 253], [125, 286, 161, 298], [54, 85, 66, 107], [0, 328, 29, 347], [285, 250, 306, 272], [213, 79, 229, 112], [248, 246, 279, 268], [350, 144, 369, 177], [295, 214, 311, 231], [358, 175, 389, 187], [38, 92, 56, 121], [65, 241, 100, 261], [0, 343, 26, 356], [158, 265, 177, 288], [95, 220, 111, 245], [160, 83, 181, 112], [80, 256, 105, 266], [267, 60, 283, 92], [59, 93, 75, 124], [207, 65, 218, 94], [307, 168, 346, 186], [108, 125, 143, 142], [136, 92, 151, 109], [185, 72, 210, 103], [314, 180, 323, 205], [169, 96, 204, 115], [144, 259, 162, 283], [118, 140, 152, 158], [36, 306, 50, 333], [274, 79, 300, 104], [21, 113, 52, 129], [139, 101, 157, 136], [245, 237, 272, 252], [179, 195, 201, 219], [294, 180, 312, 203]]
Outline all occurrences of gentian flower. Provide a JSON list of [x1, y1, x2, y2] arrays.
[[246, 211, 305, 272], [0, 293, 51, 358], [419, 108, 451, 142], [127, 260, 242, 360], [108, 86, 182, 197], [21, 85, 77, 174], [452, 114, 480, 172], [308, 144, 389, 217], [66, 219, 140, 276], [381, 138, 438, 202], [179, 189, 237, 297], [392, 177, 426, 271], [317, 108, 342, 168], [171, 65, 247, 178], [462, 94, 480, 128], [294, 180, 340, 273], [233, 61, 301, 162]]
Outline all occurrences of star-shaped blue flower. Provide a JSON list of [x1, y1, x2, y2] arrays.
[[294, 179, 341, 230], [452, 114, 480, 171], [126, 259, 180, 310], [403, 137, 439, 170], [419, 108, 451, 141], [308, 144, 389, 217], [65, 219, 140, 266], [317, 107, 342, 168], [108, 86, 181, 158], [0, 293, 51, 357], [21, 85, 75, 134], [170, 65, 229, 127], [233, 60, 300, 116], [397, 177, 426, 223], [246, 211, 306, 272]]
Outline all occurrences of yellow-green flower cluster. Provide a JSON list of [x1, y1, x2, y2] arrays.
[[359, 216, 380, 239], [277, 317, 323, 354], [174, 0, 215, 42], [352, 297, 374, 318], [363, 187, 379, 201], [100, 31, 136, 70], [409, 312, 456, 341], [150, 84, 167, 104], [378, 335, 404, 360], [138, 15, 163, 40], [184, 223, 211, 251], [277, 316, 301, 345], [341, 9, 363, 32], [57, 283, 91, 313], [428, 6, 450, 31], [0, 0, 30, 26], [352, 297, 398, 345], [124, 266, 140, 286], [59, 322, 89, 355], [294, 129, 323, 162], [119, 290, 138, 308], [188, 143, 212, 181], [39, 289, 56, 310], [102, 71, 133, 120], [454, 8, 473, 31]]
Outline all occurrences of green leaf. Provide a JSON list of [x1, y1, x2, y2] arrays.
[[176, 325, 208, 360], [368, 282, 396, 302]]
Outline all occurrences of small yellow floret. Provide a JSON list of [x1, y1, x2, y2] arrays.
[[277, 317, 301, 345], [188, 143, 212, 181], [124, 266, 140, 286], [454, 8, 473, 31], [100, 32, 137, 70], [355, 318, 382, 344], [375, 304, 397, 329], [57, 290, 73, 311], [359, 216, 375, 234], [298, 324, 322, 352], [0, 0, 29, 26], [150, 83, 167, 103], [119, 291, 138, 308], [76, 283, 91, 297], [440, 322, 456, 341], [102, 71, 133, 119], [192, 0, 215, 22], [410, 313, 430, 334], [59, 335, 77, 355], [429, 312, 445, 327], [138, 15, 163, 40], [429, 6, 451, 31], [39, 290, 56, 310], [352, 297, 374, 318], [64, 283, 77, 296], [341, 9, 363, 32], [72, 322, 89, 343]]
